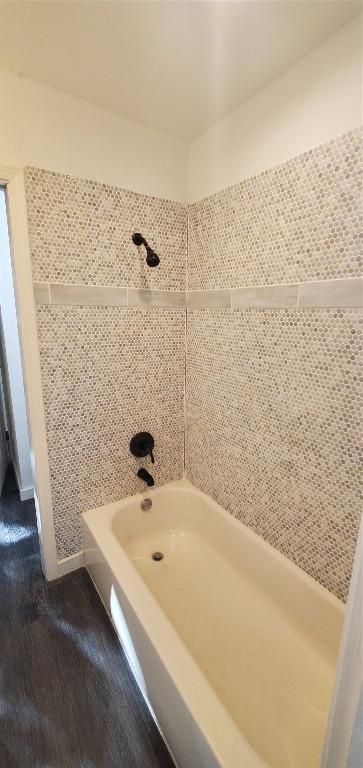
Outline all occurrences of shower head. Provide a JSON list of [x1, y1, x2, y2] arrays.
[[132, 232, 160, 268], [145, 246, 160, 268]]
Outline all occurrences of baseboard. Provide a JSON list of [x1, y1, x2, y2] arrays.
[[57, 550, 84, 577], [19, 486, 34, 501]]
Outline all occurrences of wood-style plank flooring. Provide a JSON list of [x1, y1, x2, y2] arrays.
[[0, 466, 175, 768]]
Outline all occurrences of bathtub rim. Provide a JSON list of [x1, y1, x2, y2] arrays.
[[83, 477, 345, 617]]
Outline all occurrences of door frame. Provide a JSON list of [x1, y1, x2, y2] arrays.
[[0, 165, 58, 579], [0, 307, 11, 487], [0, 310, 9, 494]]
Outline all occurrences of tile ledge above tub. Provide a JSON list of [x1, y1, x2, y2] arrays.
[[187, 277, 363, 310], [33, 282, 186, 308]]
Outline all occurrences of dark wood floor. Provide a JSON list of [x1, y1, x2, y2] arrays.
[[0, 466, 175, 768]]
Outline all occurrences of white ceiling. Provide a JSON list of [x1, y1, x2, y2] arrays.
[[0, 1, 360, 142]]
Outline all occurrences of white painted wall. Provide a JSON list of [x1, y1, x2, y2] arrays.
[[188, 16, 362, 201], [0, 16, 360, 205], [0, 68, 188, 202], [0, 187, 33, 498]]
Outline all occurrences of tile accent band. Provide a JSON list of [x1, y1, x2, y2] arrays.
[[33, 277, 362, 309], [189, 278, 362, 309], [33, 283, 186, 308]]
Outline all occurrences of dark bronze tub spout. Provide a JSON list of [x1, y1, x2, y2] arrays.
[[137, 468, 155, 487]]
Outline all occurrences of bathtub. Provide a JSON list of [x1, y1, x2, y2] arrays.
[[81, 479, 344, 768]]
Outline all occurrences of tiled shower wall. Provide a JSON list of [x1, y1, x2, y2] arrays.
[[25, 129, 361, 600], [186, 128, 362, 601], [188, 129, 362, 289], [25, 168, 186, 558]]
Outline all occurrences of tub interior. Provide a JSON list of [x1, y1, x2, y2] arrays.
[[111, 484, 343, 768]]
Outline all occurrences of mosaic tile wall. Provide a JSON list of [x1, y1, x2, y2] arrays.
[[26, 129, 362, 596], [185, 129, 362, 601], [186, 309, 362, 601], [24, 167, 187, 559], [188, 128, 362, 290], [25, 168, 187, 291], [37, 305, 185, 558]]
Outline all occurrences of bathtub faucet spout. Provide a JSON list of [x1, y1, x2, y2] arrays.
[[137, 468, 155, 487]]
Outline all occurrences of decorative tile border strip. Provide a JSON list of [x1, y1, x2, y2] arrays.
[[33, 282, 186, 308], [187, 277, 362, 310], [50, 283, 128, 307], [231, 283, 298, 309], [34, 277, 362, 310], [127, 288, 186, 307], [187, 289, 231, 309], [33, 282, 51, 305], [297, 278, 363, 309]]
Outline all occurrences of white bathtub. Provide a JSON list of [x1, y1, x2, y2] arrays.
[[81, 479, 344, 768]]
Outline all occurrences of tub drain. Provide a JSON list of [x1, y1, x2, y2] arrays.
[[152, 551, 164, 562]]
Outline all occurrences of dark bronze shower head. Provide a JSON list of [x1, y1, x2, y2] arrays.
[[132, 232, 160, 267]]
